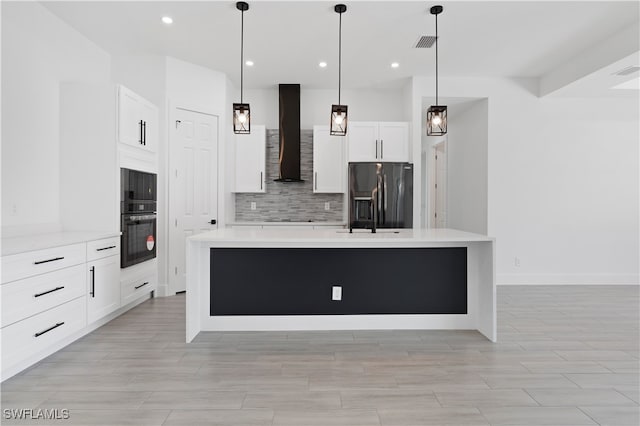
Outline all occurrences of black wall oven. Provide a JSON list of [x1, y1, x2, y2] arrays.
[[121, 168, 157, 268]]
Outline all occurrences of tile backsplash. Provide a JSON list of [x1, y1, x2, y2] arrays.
[[235, 129, 344, 222]]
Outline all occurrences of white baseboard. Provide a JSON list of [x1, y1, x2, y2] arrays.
[[497, 273, 639, 285], [156, 283, 170, 297]]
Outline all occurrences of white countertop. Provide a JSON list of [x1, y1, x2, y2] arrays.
[[2, 231, 121, 256], [189, 227, 493, 245], [228, 221, 346, 227]]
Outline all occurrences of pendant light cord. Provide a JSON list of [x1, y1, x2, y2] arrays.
[[435, 12, 438, 106], [240, 8, 244, 104], [338, 11, 342, 105]]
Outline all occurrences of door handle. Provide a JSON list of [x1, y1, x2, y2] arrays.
[[315, 172, 318, 190], [210, 219, 217, 225], [139, 120, 143, 144], [260, 172, 263, 190], [142, 121, 147, 146], [90, 266, 95, 298], [380, 140, 384, 159], [375, 140, 378, 159]]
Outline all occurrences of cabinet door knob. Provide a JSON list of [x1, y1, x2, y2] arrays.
[[210, 219, 217, 225]]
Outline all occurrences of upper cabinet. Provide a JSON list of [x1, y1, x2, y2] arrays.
[[234, 125, 266, 193], [118, 86, 158, 153], [347, 121, 409, 162], [313, 125, 345, 193]]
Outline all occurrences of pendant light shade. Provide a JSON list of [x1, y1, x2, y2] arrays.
[[233, 1, 250, 134], [427, 5, 447, 136], [233, 103, 250, 134], [330, 4, 348, 136]]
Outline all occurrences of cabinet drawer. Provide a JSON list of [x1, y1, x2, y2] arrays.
[[2, 243, 86, 284], [1, 296, 86, 371], [1, 264, 86, 327], [87, 237, 120, 262], [121, 273, 156, 306]]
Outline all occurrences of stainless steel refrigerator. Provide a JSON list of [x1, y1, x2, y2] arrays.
[[349, 162, 413, 231]]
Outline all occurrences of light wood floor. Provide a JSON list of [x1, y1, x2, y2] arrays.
[[1, 286, 638, 425]]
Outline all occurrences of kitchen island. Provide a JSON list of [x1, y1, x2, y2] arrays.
[[186, 228, 495, 342]]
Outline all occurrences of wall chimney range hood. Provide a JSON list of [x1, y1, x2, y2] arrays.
[[275, 84, 304, 182]]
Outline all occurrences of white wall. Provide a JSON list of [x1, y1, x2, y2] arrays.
[[412, 76, 639, 285], [445, 99, 489, 234], [1, 2, 110, 234], [244, 87, 408, 129]]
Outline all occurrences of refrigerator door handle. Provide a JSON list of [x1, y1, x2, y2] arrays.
[[383, 174, 388, 213]]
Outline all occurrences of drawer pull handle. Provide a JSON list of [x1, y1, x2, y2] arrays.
[[34, 286, 65, 298], [34, 322, 64, 338], [96, 245, 116, 252], [34, 257, 64, 265], [134, 281, 149, 290]]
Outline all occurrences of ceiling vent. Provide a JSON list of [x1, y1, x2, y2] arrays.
[[414, 35, 437, 48], [613, 66, 640, 76]]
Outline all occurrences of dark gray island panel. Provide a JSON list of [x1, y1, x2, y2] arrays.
[[210, 247, 467, 316]]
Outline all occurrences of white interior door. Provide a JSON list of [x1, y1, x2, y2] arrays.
[[434, 142, 447, 228], [169, 108, 218, 294]]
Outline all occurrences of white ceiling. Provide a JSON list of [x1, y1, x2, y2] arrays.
[[40, 1, 640, 90]]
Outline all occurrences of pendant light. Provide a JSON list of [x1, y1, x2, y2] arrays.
[[426, 5, 447, 136], [330, 4, 348, 136], [233, 1, 250, 134]]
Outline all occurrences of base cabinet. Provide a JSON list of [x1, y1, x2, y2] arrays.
[[0, 296, 87, 373], [121, 273, 156, 306], [1, 235, 154, 381], [87, 255, 121, 324]]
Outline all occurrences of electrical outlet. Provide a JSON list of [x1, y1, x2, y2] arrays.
[[514, 257, 521, 267], [250, 202, 257, 211], [11, 203, 17, 216], [332, 285, 342, 301], [324, 202, 330, 211]]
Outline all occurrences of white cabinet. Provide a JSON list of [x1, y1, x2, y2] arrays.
[[1, 264, 86, 327], [313, 126, 345, 193], [121, 272, 157, 307], [1, 242, 88, 381], [87, 238, 121, 324], [347, 121, 409, 162], [1, 234, 153, 381], [118, 85, 158, 153], [234, 125, 266, 193], [0, 297, 87, 377]]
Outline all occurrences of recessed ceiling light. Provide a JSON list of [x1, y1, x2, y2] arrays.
[[245, 60, 254, 66], [162, 16, 173, 24], [391, 62, 399, 68], [319, 62, 328, 68]]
